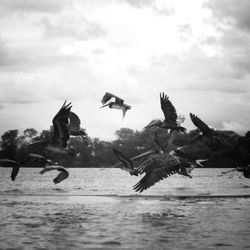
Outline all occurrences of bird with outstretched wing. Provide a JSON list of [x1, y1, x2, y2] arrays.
[[100, 92, 131, 119], [145, 92, 186, 133], [40, 166, 69, 184], [0, 153, 54, 181], [133, 153, 183, 193]]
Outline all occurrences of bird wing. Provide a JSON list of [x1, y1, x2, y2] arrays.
[[69, 112, 81, 133], [52, 101, 72, 148], [11, 165, 20, 181], [21, 154, 53, 167], [113, 148, 134, 171], [189, 113, 213, 136], [0, 159, 18, 167], [133, 154, 181, 192], [39, 166, 69, 183], [160, 92, 178, 124], [53, 168, 69, 184], [101, 92, 124, 105], [0, 159, 20, 181]]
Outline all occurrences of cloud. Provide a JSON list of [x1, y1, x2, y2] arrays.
[[123, 0, 155, 8], [221, 121, 246, 134], [41, 16, 106, 40], [0, 0, 70, 14], [205, 0, 250, 31]]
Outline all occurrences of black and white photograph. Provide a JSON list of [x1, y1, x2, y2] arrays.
[[0, 0, 249, 249]]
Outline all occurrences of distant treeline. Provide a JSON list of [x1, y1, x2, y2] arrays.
[[0, 127, 249, 168]]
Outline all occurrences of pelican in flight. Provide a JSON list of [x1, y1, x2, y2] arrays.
[[40, 166, 69, 184], [145, 92, 186, 133], [189, 113, 221, 143], [112, 146, 205, 192], [0, 153, 54, 181], [221, 165, 250, 179], [100, 92, 131, 119], [27, 101, 80, 156], [132, 151, 192, 193]]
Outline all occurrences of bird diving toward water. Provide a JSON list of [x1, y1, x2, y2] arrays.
[[0, 153, 54, 181], [100, 92, 131, 119], [145, 92, 186, 133], [40, 166, 69, 184]]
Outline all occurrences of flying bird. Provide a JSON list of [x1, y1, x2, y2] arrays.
[[27, 101, 80, 156], [133, 152, 192, 193], [100, 92, 131, 119], [189, 113, 221, 141], [0, 154, 54, 181], [145, 92, 186, 133], [40, 166, 69, 184], [131, 145, 207, 193], [221, 165, 250, 179]]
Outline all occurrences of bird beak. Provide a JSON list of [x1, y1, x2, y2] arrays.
[[100, 103, 109, 108], [195, 159, 208, 167]]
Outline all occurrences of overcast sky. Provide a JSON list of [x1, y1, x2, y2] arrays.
[[0, 0, 249, 140]]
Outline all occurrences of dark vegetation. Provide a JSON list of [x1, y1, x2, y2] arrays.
[[0, 127, 249, 168]]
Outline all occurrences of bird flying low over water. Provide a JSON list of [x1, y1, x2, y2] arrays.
[[221, 165, 250, 179], [100, 92, 131, 119], [145, 92, 186, 133], [0, 154, 54, 181], [40, 166, 69, 184], [46, 101, 81, 156], [133, 152, 192, 193], [25, 101, 83, 156]]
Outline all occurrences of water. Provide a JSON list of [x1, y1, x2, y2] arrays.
[[0, 168, 250, 250]]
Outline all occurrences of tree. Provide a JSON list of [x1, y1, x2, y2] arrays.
[[0, 130, 19, 159]]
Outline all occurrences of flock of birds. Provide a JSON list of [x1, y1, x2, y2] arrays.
[[0, 92, 249, 192]]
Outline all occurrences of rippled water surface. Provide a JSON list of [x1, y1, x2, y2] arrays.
[[0, 168, 250, 250]]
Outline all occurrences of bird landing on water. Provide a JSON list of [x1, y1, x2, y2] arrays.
[[100, 92, 131, 120]]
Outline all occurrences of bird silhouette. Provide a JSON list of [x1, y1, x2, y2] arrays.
[[145, 92, 186, 133], [40, 165, 69, 184], [0, 153, 54, 181], [100, 92, 131, 119], [25, 101, 80, 156], [221, 165, 250, 179]]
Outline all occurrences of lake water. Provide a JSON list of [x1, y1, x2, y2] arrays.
[[0, 168, 250, 250]]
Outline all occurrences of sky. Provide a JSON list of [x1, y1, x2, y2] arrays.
[[0, 0, 249, 141]]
